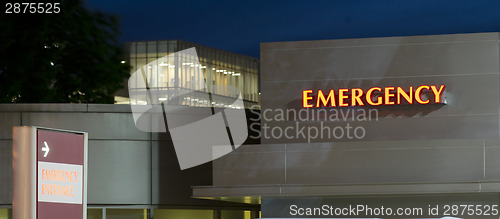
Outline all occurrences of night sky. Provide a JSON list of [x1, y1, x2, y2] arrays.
[[85, 0, 500, 58]]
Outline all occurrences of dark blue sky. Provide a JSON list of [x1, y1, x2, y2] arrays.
[[85, 0, 500, 58]]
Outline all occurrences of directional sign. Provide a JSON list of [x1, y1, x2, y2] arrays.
[[42, 141, 50, 157], [12, 126, 88, 219]]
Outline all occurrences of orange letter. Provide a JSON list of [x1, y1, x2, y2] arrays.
[[366, 87, 382, 106], [62, 185, 69, 196], [316, 90, 336, 107], [64, 171, 70, 182], [384, 87, 395, 105], [430, 85, 445, 103], [42, 169, 47, 180], [42, 184, 48, 195], [303, 90, 313, 108], [351, 88, 364, 106], [338, 89, 349, 107], [415, 85, 430, 104], [397, 86, 413, 104]]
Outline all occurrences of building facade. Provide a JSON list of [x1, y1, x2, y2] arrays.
[[193, 32, 500, 218], [1, 40, 262, 219], [118, 40, 260, 108], [3, 33, 500, 219], [0, 104, 259, 219]]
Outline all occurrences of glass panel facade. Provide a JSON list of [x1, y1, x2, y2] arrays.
[[106, 209, 147, 219], [125, 40, 260, 107], [0, 209, 11, 219], [88, 209, 103, 219], [153, 209, 213, 219], [245, 210, 252, 219], [1, 207, 257, 219], [221, 210, 252, 219]]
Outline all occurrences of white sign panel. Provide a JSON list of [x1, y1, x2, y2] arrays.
[[37, 161, 83, 204]]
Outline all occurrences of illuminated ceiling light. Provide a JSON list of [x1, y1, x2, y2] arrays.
[[158, 97, 167, 101], [50, 62, 54, 66], [212, 68, 216, 70], [121, 60, 126, 64], [233, 73, 241, 76], [200, 66, 207, 68], [168, 65, 175, 68], [182, 62, 193, 65]]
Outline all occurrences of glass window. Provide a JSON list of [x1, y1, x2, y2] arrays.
[[158, 42, 168, 57], [107, 209, 147, 219], [168, 41, 177, 53], [136, 42, 147, 58], [0, 209, 11, 219], [124, 40, 259, 107], [147, 59, 159, 88], [153, 209, 213, 219], [147, 41, 158, 58], [129, 42, 136, 55], [129, 58, 137, 72], [245, 210, 252, 219], [136, 58, 147, 74], [87, 209, 103, 219], [221, 210, 247, 219]]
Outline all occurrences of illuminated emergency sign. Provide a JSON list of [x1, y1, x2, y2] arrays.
[[302, 85, 446, 108]]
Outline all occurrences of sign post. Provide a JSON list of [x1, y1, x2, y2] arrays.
[[13, 126, 88, 219]]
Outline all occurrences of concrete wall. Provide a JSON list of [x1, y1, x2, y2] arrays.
[[0, 104, 251, 208], [260, 32, 500, 143], [213, 139, 500, 186], [0, 104, 153, 205], [202, 33, 500, 199]]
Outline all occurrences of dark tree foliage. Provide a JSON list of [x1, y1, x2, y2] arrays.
[[0, 0, 130, 103]]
